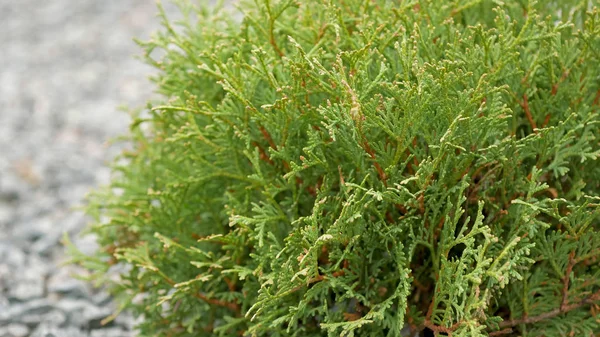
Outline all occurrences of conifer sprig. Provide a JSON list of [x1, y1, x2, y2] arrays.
[[69, 0, 600, 336]]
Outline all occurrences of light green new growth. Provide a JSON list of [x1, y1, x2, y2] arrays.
[[69, 0, 600, 336]]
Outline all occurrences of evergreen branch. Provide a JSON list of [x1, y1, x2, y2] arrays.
[[193, 292, 241, 315], [156, 267, 241, 316], [561, 250, 576, 311], [496, 289, 600, 330], [252, 141, 275, 165], [362, 138, 388, 186], [417, 293, 464, 336], [77, 1, 600, 335], [264, 0, 284, 57], [259, 126, 277, 150]]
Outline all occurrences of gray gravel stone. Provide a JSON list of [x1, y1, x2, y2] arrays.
[[20, 309, 68, 329], [0, 299, 54, 324], [0, 1, 199, 336], [71, 233, 100, 257], [7, 278, 45, 302], [11, 217, 54, 243], [89, 327, 130, 337], [77, 305, 114, 329], [0, 295, 8, 310], [91, 291, 112, 307], [6, 254, 50, 301], [31, 231, 63, 256], [0, 243, 26, 267], [0, 204, 13, 228], [0, 174, 23, 203], [0, 323, 29, 337], [53, 298, 90, 314], [55, 298, 112, 329], [47, 266, 90, 299], [30, 323, 83, 337]]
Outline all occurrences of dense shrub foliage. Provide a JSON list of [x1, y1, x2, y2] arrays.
[[69, 0, 600, 336]]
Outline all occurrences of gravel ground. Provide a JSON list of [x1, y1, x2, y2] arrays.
[[0, 1, 183, 336]]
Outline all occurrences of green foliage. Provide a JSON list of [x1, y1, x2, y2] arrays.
[[70, 0, 600, 336]]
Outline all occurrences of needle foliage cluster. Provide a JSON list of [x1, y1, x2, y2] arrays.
[[69, 0, 600, 336]]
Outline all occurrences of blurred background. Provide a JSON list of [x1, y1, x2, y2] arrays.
[[0, 1, 182, 336]]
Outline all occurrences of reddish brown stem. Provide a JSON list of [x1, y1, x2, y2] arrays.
[[343, 312, 362, 321], [224, 277, 237, 293], [488, 328, 513, 336], [257, 126, 291, 170], [338, 165, 345, 185], [194, 292, 240, 313], [362, 139, 388, 186], [541, 113, 551, 128], [520, 94, 537, 133], [289, 274, 326, 294], [497, 289, 600, 329], [259, 126, 277, 150], [425, 298, 435, 320], [412, 277, 429, 293], [253, 141, 275, 165], [422, 319, 462, 336], [385, 211, 395, 224], [270, 35, 284, 58], [163, 275, 241, 314]]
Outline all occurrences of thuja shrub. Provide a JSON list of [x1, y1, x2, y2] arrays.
[[69, 0, 600, 336]]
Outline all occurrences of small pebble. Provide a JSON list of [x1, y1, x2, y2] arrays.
[[47, 266, 90, 299], [29, 323, 82, 337], [89, 327, 130, 337], [0, 324, 29, 337]]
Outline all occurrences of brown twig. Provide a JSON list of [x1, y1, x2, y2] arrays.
[[414, 284, 465, 335], [520, 94, 537, 133], [224, 276, 237, 293], [541, 113, 551, 128], [422, 319, 463, 336], [395, 203, 408, 215], [252, 141, 275, 165], [488, 328, 513, 336], [406, 306, 420, 337], [425, 298, 435, 321], [362, 139, 388, 186], [433, 216, 446, 242], [266, 4, 284, 59], [338, 165, 345, 185], [332, 259, 349, 277], [194, 292, 241, 313], [270, 32, 284, 58], [414, 194, 424, 214], [497, 289, 600, 329], [162, 275, 241, 315], [412, 277, 430, 293], [288, 274, 326, 294], [385, 211, 395, 224], [551, 71, 569, 96], [343, 312, 362, 321], [259, 126, 277, 150], [315, 23, 328, 44], [406, 137, 420, 175], [257, 126, 291, 171]]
